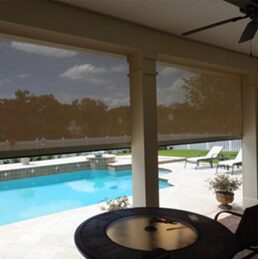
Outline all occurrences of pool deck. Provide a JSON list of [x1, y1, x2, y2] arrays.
[[107, 155, 185, 170], [0, 159, 243, 259], [0, 155, 184, 181], [0, 155, 184, 172], [0, 157, 89, 172]]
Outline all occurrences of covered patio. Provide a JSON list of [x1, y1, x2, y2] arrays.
[[0, 0, 256, 208], [0, 0, 258, 258]]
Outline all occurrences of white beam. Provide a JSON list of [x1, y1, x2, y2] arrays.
[[0, 1, 256, 74]]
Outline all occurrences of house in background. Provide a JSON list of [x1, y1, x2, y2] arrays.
[[0, 0, 257, 208]]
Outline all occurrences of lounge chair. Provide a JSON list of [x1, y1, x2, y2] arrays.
[[214, 205, 258, 258], [184, 146, 224, 169], [216, 148, 242, 174]]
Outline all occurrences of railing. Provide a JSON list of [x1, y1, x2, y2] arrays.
[[172, 139, 242, 152]]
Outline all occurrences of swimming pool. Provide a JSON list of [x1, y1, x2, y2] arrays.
[[0, 170, 169, 226]]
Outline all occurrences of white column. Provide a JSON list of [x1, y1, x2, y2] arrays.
[[128, 52, 159, 207], [242, 74, 258, 207]]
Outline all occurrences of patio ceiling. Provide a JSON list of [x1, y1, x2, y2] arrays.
[[55, 0, 258, 57]]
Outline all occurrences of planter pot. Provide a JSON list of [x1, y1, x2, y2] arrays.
[[215, 192, 234, 210], [21, 157, 30, 165]]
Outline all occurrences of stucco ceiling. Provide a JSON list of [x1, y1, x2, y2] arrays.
[[55, 0, 258, 57]]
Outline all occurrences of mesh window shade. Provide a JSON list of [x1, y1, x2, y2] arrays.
[[157, 64, 242, 145], [0, 39, 130, 158]]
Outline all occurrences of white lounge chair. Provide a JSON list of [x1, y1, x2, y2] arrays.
[[185, 146, 224, 169], [216, 148, 242, 174]]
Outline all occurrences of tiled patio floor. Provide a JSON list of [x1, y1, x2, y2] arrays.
[[0, 160, 243, 259], [159, 161, 243, 217]]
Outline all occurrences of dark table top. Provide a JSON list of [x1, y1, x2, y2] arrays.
[[74, 207, 237, 259]]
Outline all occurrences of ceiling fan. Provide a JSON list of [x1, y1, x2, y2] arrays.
[[182, 0, 258, 43]]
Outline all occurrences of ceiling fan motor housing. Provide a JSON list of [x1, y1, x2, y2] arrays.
[[240, 5, 258, 16]]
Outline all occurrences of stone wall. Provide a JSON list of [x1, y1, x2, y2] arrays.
[[0, 161, 91, 181]]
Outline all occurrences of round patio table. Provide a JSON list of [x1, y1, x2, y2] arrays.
[[74, 207, 236, 259]]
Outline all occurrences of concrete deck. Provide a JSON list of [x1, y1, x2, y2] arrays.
[[0, 155, 184, 172], [0, 160, 243, 259], [0, 155, 183, 180], [0, 157, 89, 172]]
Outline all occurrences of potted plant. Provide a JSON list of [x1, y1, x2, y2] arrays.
[[208, 174, 242, 209], [21, 157, 30, 165]]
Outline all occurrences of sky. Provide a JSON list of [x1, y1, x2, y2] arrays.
[[0, 38, 190, 108], [0, 39, 129, 108], [157, 65, 191, 106]]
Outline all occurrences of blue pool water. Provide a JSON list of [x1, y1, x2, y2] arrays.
[[0, 170, 169, 226]]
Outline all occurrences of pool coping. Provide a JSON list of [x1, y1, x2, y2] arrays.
[[0, 155, 183, 181]]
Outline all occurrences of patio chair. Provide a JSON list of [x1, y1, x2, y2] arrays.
[[216, 148, 242, 174], [214, 204, 258, 259], [184, 146, 224, 169]]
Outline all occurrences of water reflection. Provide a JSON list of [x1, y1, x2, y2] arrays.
[[66, 180, 96, 193]]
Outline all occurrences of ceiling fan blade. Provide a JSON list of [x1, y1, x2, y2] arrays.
[[224, 0, 257, 9], [239, 21, 258, 42], [182, 16, 248, 36]]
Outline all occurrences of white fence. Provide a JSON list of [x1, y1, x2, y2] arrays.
[[172, 139, 242, 152]]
